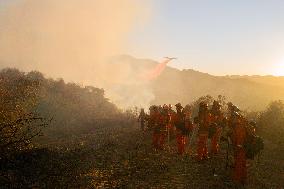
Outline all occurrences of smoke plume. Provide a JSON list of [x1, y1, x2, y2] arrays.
[[142, 58, 173, 81], [0, 0, 153, 108]]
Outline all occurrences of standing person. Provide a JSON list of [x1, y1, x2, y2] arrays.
[[196, 102, 212, 161], [173, 103, 187, 155], [168, 104, 176, 140], [210, 101, 225, 155], [188, 116, 199, 155], [138, 108, 147, 131], [158, 104, 170, 150], [232, 113, 248, 186], [149, 106, 160, 149], [183, 104, 194, 154], [227, 102, 241, 129]]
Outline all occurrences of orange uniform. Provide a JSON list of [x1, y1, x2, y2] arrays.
[[167, 110, 175, 132], [184, 108, 194, 154], [232, 118, 247, 184], [173, 109, 187, 155], [210, 113, 224, 154], [157, 110, 169, 149], [197, 109, 212, 161], [150, 110, 161, 149], [176, 133, 186, 155], [151, 108, 168, 150], [211, 126, 222, 154]]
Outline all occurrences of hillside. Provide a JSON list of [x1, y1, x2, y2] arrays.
[[114, 55, 284, 110], [1, 67, 284, 188], [0, 68, 128, 145], [226, 75, 284, 88]]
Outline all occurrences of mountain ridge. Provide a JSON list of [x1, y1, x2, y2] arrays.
[[116, 55, 284, 110]]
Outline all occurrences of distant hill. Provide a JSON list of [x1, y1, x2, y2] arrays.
[[2, 56, 284, 111], [116, 55, 284, 110], [0, 68, 124, 141], [226, 75, 284, 88]]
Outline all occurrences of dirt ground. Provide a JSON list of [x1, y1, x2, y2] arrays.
[[82, 124, 284, 189], [1, 123, 283, 189]]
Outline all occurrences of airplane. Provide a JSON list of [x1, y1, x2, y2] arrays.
[[164, 56, 177, 60]]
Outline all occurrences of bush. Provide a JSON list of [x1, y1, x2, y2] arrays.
[[257, 100, 284, 144], [0, 69, 49, 156]]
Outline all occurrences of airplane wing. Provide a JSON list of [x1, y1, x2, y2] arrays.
[[164, 57, 177, 60]]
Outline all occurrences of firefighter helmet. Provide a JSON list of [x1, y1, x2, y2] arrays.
[[184, 104, 192, 111], [163, 104, 168, 109], [175, 103, 183, 109]]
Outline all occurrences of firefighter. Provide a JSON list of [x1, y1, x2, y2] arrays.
[[232, 113, 248, 185], [138, 108, 147, 131], [226, 102, 241, 137], [196, 102, 212, 161], [158, 104, 170, 149], [210, 100, 224, 154], [148, 106, 155, 130], [183, 104, 194, 154], [149, 106, 160, 149], [173, 103, 187, 155], [168, 104, 176, 140], [228, 102, 240, 122]]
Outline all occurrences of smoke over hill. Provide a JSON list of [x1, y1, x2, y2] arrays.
[[115, 55, 284, 110], [0, 0, 151, 108], [1, 1, 284, 110]]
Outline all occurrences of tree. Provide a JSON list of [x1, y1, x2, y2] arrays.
[[258, 100, 284, 143], [0, 68, 49, 156]]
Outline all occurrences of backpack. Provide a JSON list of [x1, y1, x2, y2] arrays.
[[208, 123, 217, 139], [244, 135, 264, 160]]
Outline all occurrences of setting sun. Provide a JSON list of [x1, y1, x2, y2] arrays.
[[272, 62, 284, 76]]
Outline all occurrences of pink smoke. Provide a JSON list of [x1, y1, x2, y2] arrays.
[[142, 58, 172, 81]]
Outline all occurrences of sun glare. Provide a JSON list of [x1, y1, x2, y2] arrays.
[[272, 63, 284, 76]]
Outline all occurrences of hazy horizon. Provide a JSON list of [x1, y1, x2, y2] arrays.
[[1, 0, 284, 108], [1, 0, 284, 77], [127, 0, 284, 76]]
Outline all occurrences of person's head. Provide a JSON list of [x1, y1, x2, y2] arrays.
[[151, 105, 157, 112], [235, 106, 240, 111], [175, 103, 183, 112], [249, 120, 257, 132], [232, 111, 241, 124], [199, 102, 208, 113], [184, 104, 192, 112], [212, 101, 222, 114], [213, 100, 221, 108], [249, 121, 256, 127], [184, 105, 192, 116], [158, 105, 163, 112], [227, 102, 233, 108], [163, 104, 168, 110]]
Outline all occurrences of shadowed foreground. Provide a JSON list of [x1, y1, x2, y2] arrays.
[[1, 123, 283, 189]]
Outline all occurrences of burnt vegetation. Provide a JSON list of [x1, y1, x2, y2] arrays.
[[0, 68, 284, 188]]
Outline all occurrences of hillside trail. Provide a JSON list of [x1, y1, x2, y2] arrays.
[[85, 124, 236, 188]]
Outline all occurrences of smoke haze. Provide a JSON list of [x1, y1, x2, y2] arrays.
[[0, 0, 153, 108]]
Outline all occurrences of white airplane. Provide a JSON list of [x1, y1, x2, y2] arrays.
[[164, 57, 177, 60]]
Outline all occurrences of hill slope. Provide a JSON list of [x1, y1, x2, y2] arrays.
[[116, 55, 284, 110]]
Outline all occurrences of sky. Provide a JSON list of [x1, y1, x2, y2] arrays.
[[127, 0, 284, 76], [1, 0, 284, 76]]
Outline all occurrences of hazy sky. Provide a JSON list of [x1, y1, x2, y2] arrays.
[[128, 0, 284, 76], [1, 0, 284, 76]]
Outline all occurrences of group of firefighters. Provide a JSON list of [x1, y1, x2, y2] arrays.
[[138, 100, 262, 185]]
